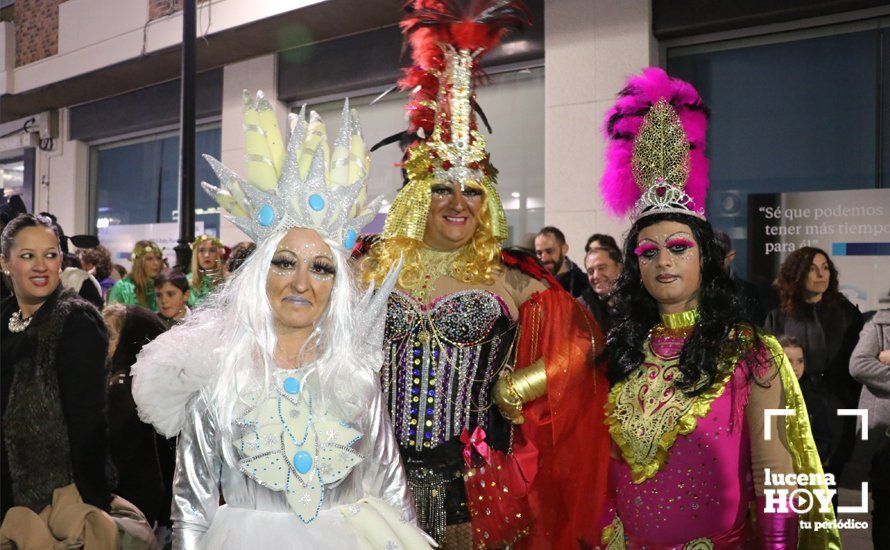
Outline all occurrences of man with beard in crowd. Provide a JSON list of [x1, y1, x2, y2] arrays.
[[534, 226, 588, 298]]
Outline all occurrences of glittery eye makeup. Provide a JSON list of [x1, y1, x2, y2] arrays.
[[271, 256, 297, 268], [269, 247, 335, 280], [461, 185, 484, 199], [431, 182, 483, 199], [665, 237, 696, 254], [308, 259, 336, 280], [270, 253, 300, 276], [634, 242, 659, 258]]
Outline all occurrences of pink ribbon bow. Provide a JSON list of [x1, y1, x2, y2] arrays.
[[460, 426, 492, 468]]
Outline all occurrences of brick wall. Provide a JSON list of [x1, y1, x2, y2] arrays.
[[13, 0, 205, 67], [149, 0, 208, 21], [15, 0, 68, 67]]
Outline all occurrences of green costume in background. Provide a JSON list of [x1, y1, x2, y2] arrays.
[[107, 277, 157, 311], [186, 276, 214, 307]]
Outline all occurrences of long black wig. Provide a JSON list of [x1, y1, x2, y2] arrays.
[[607, 212, 753, 395]]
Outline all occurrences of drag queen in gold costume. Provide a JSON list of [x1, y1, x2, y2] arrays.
[[356, 2, 611, 548]]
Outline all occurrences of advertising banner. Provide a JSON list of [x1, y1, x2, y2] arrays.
[[748, 189, 890, 313]]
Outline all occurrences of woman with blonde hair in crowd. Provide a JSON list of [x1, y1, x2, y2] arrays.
[[108, 240, 164, 311], [187, 234, 224, 306]]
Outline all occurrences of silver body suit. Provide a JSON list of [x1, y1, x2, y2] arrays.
[[172, 382, 414, 550]]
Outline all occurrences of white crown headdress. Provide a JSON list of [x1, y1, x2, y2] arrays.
[[202, 91, 381, 250]]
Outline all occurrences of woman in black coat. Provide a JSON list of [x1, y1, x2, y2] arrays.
[[0, 213, 112, 519], [103, 303, 168, 526], [765, 246, 864, 476]]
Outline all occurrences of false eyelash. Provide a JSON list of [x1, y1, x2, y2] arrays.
[[634, 243, 659, 256], [665, 237, 696, 249], [312, 262, 336, 275], [271, 258, 296, 269]]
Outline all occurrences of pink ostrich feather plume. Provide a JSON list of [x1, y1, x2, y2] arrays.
[[599, 67, 710, 217]]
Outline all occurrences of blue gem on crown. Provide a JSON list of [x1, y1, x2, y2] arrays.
[[201, 93, 382, 249]]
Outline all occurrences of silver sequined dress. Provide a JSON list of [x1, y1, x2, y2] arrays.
[[171, 377, 414, 550], [132, 261, 423, 549]]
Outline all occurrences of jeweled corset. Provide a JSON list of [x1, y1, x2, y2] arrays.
[[382, 289, 516, 453]]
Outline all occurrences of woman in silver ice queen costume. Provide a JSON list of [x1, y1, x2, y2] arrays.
[[131, 92, 435, 550]]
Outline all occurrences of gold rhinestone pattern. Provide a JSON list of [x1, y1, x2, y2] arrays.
[[631, 99, 691, 191]]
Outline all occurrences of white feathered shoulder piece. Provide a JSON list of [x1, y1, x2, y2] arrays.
[[131, 312, 223, 437]]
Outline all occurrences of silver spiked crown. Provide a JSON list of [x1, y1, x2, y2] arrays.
[[201, 91, 381, 250]]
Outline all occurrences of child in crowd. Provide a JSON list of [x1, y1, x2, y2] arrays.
[[780, 334, 834, 464], [152, 270, 190, 328], [780, 334, 806, 379]]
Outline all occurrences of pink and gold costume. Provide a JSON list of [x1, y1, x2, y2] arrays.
[[602, 310, 840, 549]]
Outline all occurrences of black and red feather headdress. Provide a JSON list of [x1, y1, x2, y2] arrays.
[[398, 0, 530, 142], [380, 0, 531, 243]]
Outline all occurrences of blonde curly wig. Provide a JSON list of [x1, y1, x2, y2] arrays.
[[360, 194, 502, 291]]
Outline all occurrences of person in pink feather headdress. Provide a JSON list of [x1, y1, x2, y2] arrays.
[[597, 68, 841, 549]]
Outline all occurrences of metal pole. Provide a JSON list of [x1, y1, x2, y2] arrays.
[[175, 0, 197, 270]]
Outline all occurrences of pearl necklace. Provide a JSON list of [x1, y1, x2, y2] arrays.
[[8, 310, 32, 333]]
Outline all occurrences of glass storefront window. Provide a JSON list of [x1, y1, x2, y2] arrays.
[[0, 158, 24, 199], [90, 126, 221, 266], [668, 27, 881, 279]]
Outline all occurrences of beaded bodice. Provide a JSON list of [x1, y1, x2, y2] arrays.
[[382, 289, 516, 453]]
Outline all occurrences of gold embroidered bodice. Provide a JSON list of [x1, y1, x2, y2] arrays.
[[605, 310, 736, 483]]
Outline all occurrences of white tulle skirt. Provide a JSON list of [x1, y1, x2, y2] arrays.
[[198, 497, 435, 550]]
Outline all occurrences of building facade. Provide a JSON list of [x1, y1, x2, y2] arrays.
[[0, 0, 888, 281]]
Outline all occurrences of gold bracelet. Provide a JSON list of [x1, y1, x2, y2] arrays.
[[510, 359, 548, 403], [504, 373, 524, 409]]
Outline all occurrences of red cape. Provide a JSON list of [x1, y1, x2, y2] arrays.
[[501, 249, 611, 549], [353, 244, 611, 547]]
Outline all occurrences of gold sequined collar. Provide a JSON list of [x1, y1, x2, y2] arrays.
[[417, 246, 463, 277], [419, 245, 463, 261], [660, 309, 699, 329], [411, 245, 466, 300]]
